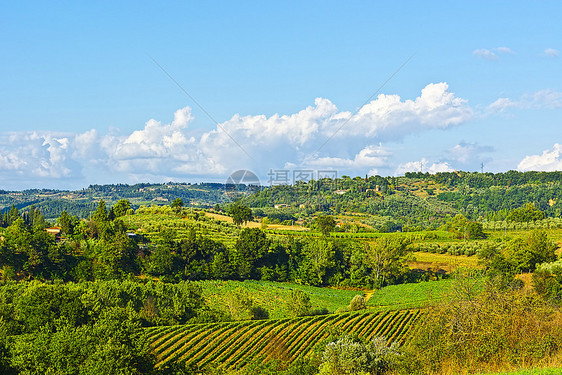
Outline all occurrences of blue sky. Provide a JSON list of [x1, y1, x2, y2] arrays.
[[1, 1, 561, 189]]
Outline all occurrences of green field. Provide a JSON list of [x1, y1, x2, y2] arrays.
[[146, 309, 422, 370], [197, 280, 360, 319], [366, 278, 460, 310]]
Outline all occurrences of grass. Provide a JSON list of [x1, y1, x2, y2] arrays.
[[196, 278, 472, 319], [480, 368, 562, 375], [409, 251, 483, 272], [196, 280, 360, 319], [366, 277, 484, 310]]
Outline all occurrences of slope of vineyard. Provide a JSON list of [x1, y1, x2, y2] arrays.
[[147, 309, 423, 370]]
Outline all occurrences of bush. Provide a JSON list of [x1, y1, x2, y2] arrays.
[[319, 336, 401, 375], [410, 277, 562, 374], [286, 290, 312, 317], [348, 295, 366, 311]]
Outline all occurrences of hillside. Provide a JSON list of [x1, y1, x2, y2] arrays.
[[147, 309, 422, 371]]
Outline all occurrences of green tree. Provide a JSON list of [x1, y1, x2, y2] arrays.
[[363, 238, 409, 288], [314, 215, 336, 236], [506, 203, 545, 223], [228, 202, 253, 226], [447, 214, 484, 240], [349, 295, 366, 311], [235, 228, 270, 279], [111, 199, 131, 218], [319, 336, 401, 375], [505, 229, 557, 272], [57, 210, 78, 236], [170, 198, 184, 214], [92, 200, 109, 223], [300, 239, 335, 286]]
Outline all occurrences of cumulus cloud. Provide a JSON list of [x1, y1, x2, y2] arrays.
[[518, 144, 562, 172], [545, 48, 559, 57], [0, 83, 474, 188], [487, 89, 562, 113], [302, 145, 391, 169], [394, 158, 454, 176]]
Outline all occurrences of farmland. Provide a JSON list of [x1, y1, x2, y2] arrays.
[[147, 309, 422, 371], [2, 172, 562, 374]]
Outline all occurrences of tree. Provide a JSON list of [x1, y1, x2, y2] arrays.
[[314, 215, 336, 236], [505, 229, 557, 272], [301, 239, 335, 286], [447, 214, 484, 240], [349, 295, 366, 311], [170, 198, 184, 214], [364, 238, 409, 288], [506, 203, 545, 223], [111, 199, 131, 218], [92, 200, 109, 223], [235, 228, 270, 279], [58, 210, 78, 236], [319, 336, 401, 375], [228, 202, 253, 226]]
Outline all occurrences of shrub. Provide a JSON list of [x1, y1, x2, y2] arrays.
[[286, 290, 312, 317], [319, 336, 401, 375], [349, 295, 366, 311]]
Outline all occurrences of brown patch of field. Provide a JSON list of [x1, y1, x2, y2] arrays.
[[204, 212, 309, 231], [203, 212, 261, 228], [408, 252, 483, 274]]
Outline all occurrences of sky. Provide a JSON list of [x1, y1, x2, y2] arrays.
[[1, 1, 562, 190]]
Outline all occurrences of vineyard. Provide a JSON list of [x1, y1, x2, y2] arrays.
[[146, 309, 422, 370]]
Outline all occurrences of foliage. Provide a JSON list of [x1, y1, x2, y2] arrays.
[[503, 229, 557, 272], [348, 295, 366, 311], [229, 202, 253, 226], [319, 335, 401, 375], [506, 203, 546, 223], [446, 214, 485, 240], [314, 215, 336, 236], [409, 277, 562, 374], [286, 289, 312, 317], [147, 309, 419, 371], [363, 238, 409, 288]]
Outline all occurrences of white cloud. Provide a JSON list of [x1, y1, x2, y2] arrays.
[[394, 158, 454, 176], [473, 46, 514, 60], [0, 83, 474, 188], [518, 144, 562, 172], [487, 89, 562, 113], [473, 49, 497, 60], [447, 141, 494, 163], [545, 48, 559, 57], [496, 47, 514, 54], [302, 145, 391, 169], [0, 151, 26, 170]]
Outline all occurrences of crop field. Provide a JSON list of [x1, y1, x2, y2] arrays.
[[365, 277, 475, 310], [146, 309, 422, 370], [127, 207, 241, 247], [409, 251, 483, 273], [196, 280, 361, 319]]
